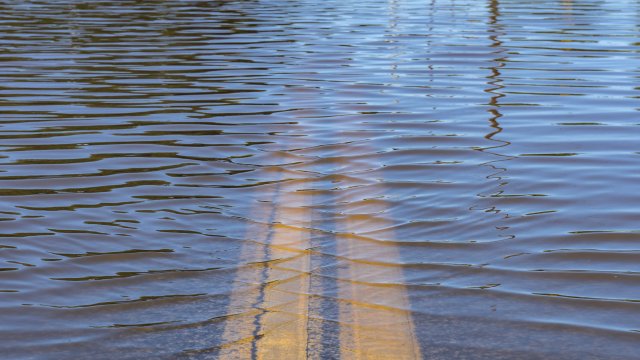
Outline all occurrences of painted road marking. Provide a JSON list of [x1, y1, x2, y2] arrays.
[[219, 177, 314, 359], [336, 231, 422, 359], [219, 149, 421, 359]]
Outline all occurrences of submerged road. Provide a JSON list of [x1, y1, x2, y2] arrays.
[[217, 132, 421, 359], [1, 0, 640, 359]]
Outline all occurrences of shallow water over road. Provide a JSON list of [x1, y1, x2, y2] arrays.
[[1, 0, 639, 358]]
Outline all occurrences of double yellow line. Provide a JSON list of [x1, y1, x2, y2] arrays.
[[218, 141, 421, 359]]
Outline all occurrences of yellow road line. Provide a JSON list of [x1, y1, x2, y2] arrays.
[[337, 221, 422, 359], [219, 176, 314, 359], [336, 0, 421, 354], [219, 149, 420, 358], [253, 219, 313, 359]]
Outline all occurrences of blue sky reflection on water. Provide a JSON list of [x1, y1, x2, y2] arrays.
[[0, 0, 639, 358]]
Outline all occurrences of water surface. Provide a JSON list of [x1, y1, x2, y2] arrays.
[[1, 0, 639, 358]]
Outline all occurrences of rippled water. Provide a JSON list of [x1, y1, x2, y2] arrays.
[[1, 0, 639, 358]]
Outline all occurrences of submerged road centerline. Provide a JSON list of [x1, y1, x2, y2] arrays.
[[218, 129, 317, 358], [218, 131, 422, 358], [218, 182, 314, 358]]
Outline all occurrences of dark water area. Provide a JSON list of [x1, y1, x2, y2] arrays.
[[1, 0, 639, 358]]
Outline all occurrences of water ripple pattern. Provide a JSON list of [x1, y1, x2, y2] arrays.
[[0, 0, 639, 359]]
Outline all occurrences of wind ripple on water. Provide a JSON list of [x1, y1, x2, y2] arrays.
[[0, 0, 639, 359]]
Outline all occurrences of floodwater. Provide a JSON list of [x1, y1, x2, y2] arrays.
[[0, 0, 639, 358]]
